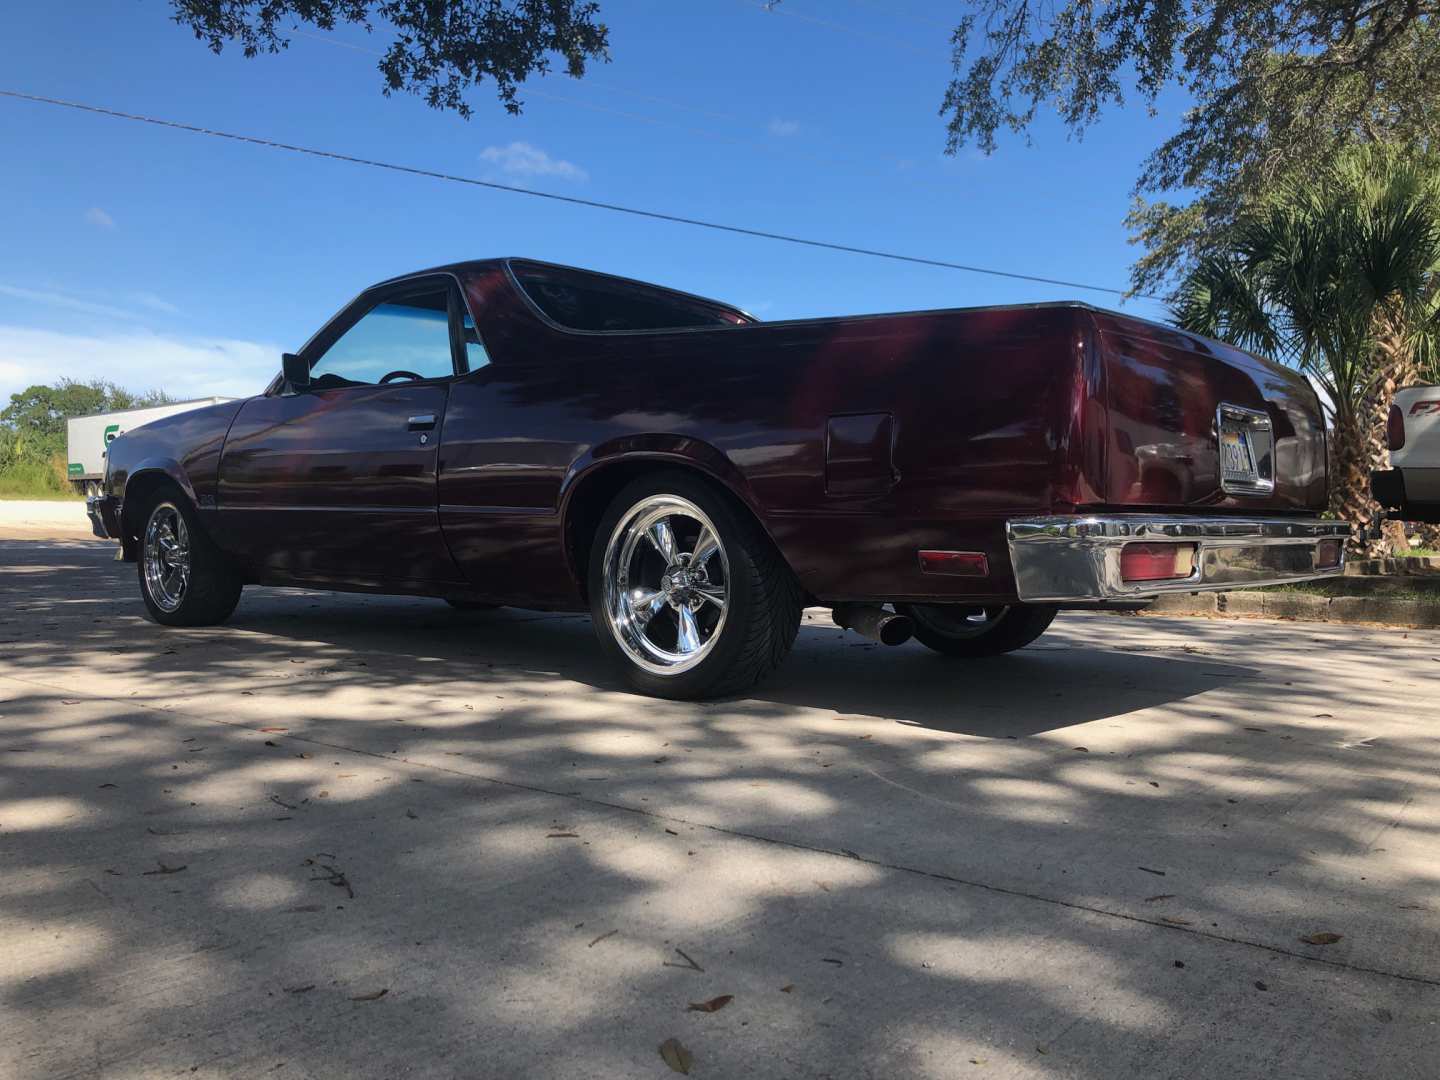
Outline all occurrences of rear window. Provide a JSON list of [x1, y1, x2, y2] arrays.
[[509, 261, 751, 332]]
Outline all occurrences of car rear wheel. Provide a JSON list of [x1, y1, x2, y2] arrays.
[[589, 472, 801, 699], [897, 602, 1057, 658], [137, 489, 243, 627]]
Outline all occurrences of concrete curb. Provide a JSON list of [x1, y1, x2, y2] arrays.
[[1140, 590, 1440, 628]]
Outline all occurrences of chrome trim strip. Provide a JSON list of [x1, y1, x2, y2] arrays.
[[1006, 514, 1348, 602]]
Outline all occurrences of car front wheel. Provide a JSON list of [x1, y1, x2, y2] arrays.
[[589, 472, 801, 699], [137, 490, 243, 627], [896, 603, 1058, 658]]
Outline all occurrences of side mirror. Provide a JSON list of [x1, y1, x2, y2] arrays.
[[282, 352, 311, 391]]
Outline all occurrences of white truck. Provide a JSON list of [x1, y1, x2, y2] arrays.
[[1373, 385, 1440, 524], [65, 399, 233, 496]]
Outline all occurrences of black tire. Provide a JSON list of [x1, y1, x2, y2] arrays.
[[897, 603, 1057, 658], [588, 471, 802, 700], [444, 598, 501, 611], [136, 486, 243, 627]]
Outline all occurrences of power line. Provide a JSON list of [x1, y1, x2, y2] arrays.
[[288, 28, 967, 192], [290, 28, 940, 188], [0, 89, 1156, 301]]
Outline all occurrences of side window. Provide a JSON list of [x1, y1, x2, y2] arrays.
[[310, 288, 455, 387], [461, 310, 490, 371]]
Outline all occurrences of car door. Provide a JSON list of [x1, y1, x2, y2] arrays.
[[217, 277, 468, 585]]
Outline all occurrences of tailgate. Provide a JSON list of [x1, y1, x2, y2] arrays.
[[1088, 311, 1327, 513]]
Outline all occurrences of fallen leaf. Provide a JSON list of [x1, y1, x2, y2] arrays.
[[260, 727, 287, 733], [61, 699, 80, 705], [1161, 917, 1192, 926], [658, 1038, 692, 1075], [820, 957, 844, 966], [587, 929, 618, 947], [1254, 980, 1268, 991], [97, 783, 117, 789], [284, 984, 315, 994], [664, 828, 678, 835], [1138, 867, 1167, 876], [1174, 960, 1185, 968], [687, 995, 733, 1013], [1299, 932, 1343, 945], [142, 861, 187, 875], [1244, 727, 1268, 733], [779, 984, 794, 993], [405, 809, 418, 820], [1313, 713, 1334, 719], [546, 832, 579, 839], [1073, 746, 1089, 752], [1145, 894, 1175, 902], [349, 988, 389, 1001]]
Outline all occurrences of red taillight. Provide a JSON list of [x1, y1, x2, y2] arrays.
[[917, 550, 989, 577], [1316, 539, 1342, 569], [1388, 404, 1406, 452], [1121, 543, 1197, 583]]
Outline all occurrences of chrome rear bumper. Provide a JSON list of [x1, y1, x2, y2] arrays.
[[1006, 515, 1349, 603]]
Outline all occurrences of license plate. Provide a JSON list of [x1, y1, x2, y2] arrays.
[[1220, 427, 1257, 485]]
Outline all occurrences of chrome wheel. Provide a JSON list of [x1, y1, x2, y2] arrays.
[[143, 503, 191, 614], [601, 494, 730, 675]]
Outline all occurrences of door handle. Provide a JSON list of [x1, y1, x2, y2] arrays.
[[407, 414, 437, 430]]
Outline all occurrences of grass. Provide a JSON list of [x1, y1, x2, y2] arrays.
[[0, 456, 81, 500]]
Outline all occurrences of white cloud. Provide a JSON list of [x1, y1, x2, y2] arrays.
[[130, 291, 181, 316], [768, 118, 800, 137], [0, 283, 182, 324], [0, 284, 143, 323], [84, 207, 115, 229], [0, 325, 282, 403], [479, 142, 589, 183]]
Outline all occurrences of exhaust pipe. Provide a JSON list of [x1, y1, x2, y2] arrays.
[[831, 603, 913, 647]]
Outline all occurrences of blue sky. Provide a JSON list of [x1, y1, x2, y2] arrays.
[[0, 0, 1190, 402]]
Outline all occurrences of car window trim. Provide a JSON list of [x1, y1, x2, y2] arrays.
[[266, 271, 487, 396]]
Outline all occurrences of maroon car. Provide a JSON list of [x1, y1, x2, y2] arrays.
[[89, 259, 1347, 698]]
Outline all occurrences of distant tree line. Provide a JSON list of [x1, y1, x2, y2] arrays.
[[0, 380, 171, 497]]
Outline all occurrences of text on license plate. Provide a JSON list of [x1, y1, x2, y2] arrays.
[[1220, 429, 1256, 480]]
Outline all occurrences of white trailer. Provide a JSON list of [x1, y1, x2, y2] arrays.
[[65, 399, 233, 495]]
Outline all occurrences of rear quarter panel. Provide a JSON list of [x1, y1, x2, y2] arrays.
[[1091, 312, 1327, 511], [441, 288, 1094, 605]]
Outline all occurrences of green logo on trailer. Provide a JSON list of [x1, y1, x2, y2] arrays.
[[67, 463, 84, 475], [103, 424, 121, 446]]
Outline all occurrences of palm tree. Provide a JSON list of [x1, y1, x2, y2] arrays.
[[1174, 145, 1440, 556]]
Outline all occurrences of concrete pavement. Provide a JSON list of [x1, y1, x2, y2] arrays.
[[0, 500, 91, 541], [2, 539, 1437, 1078]]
